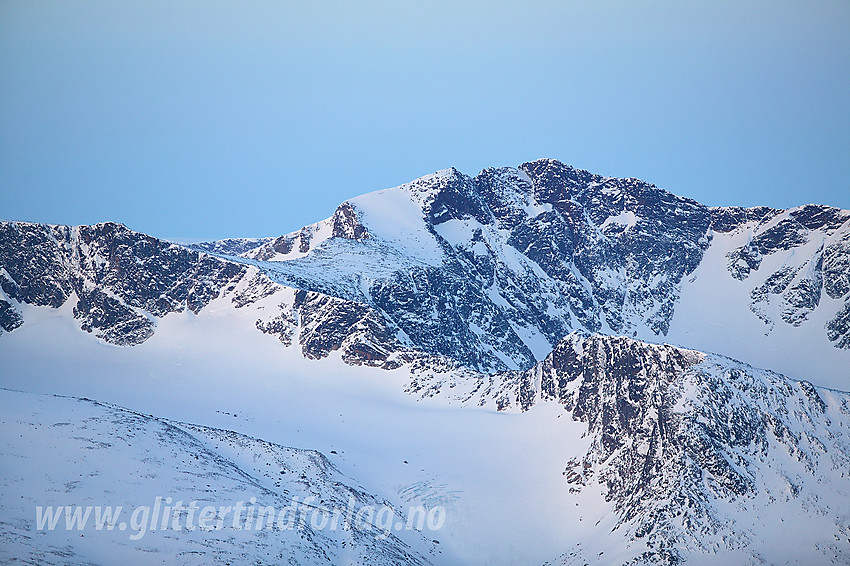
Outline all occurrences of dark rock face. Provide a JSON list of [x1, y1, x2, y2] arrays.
[[781, 269, 823, 326], [330, 202, 369, 239], [823, 231, 850, 300], [827, 303, 850, 349], [0, 221, 247, 345], [0, 300, 23, 333], [519, 159, 712, 335], [228, 270, 411, 367], [0, 223, 74, 308], [250, 230, 304, 260], [789, 204, 849, 232], [709, 206, 779, 233], [727, 219, 810, 280], [232, 271, 278, 309], [293, 289, 404, 368], [752, 218, 811, 253], [74, 223, 246, 318], [475, 166, 537, 227], [520, 159, 602, 204], [750, 256, 825, 329], [412, 168, 491, 226], [506, 209, 600, 333], [524, 161, 714, 337], [73, 289, 155, 345]]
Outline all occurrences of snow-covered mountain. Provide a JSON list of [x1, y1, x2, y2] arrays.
[[2, 159, 848, 385], [219, 159, 850, 385], [1, 158, 849, 564]]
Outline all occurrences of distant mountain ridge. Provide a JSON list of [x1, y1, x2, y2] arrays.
[[1, 158, 848, 385], [221, 159, 850, 383]]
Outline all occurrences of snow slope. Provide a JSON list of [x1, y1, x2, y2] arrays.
[[0, 389, 437, 566], [2, 293, 849, 565], [667, 206, 850, 385]]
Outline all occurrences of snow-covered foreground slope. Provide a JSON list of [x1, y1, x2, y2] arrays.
[[0, 389, 437, 566]]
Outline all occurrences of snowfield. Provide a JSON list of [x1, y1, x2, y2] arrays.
[[0, 300, 590, 565]]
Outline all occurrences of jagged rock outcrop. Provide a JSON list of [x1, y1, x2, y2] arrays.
[[490, 332, 850, 565], [0, 221, 247, 345], [0, 299, 23, 333]]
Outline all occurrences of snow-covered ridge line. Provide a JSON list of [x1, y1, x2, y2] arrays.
[[0, 219, 474, 375], [189, 236, 275, 256]]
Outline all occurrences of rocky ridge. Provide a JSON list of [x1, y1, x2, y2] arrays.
[[476, 332, 850, 565]]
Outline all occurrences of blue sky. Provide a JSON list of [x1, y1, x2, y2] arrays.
[[1, 1, 848, 241]]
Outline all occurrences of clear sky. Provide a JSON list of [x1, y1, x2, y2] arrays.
[[1, 1, 848, 241]]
